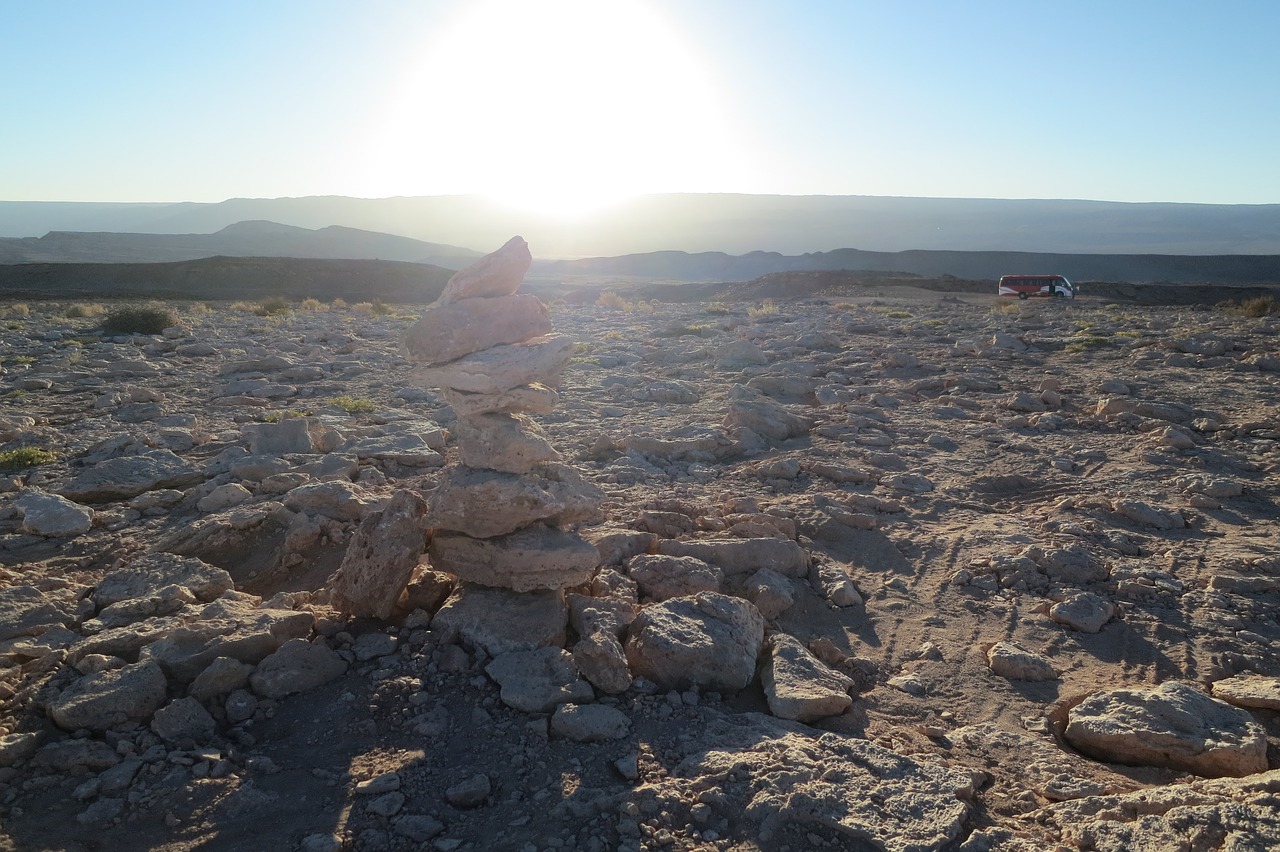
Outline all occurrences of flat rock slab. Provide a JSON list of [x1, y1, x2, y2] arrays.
[[439, 383, 559, 418], [327, 489, 430, 619], [438, 235, 532, 304], [625, 592, 764, 692], [655, 537, 808, 578], [57, 449, 202, 503], [762, 633, 854, 722], [283, 481, 387, 522], [626, 554, 723, 601], [1210, 674, 1280, 711], [425, 463, 603, 539], [405, 293, 551, 365], [16, 491, 94, 536], [432, 584, 567, 657], [0, 586, 79, 641], [139, 597, 315, 683], [484, 647, 594, 713], [672, 714, 973, 852], [429, 526, 598, 592], [1065, 681, 1268, 777], [550, 704, 630, 742], [93, 553, 233, 609], [410, 334, 575, 395], [1037, 768, 1280, 851]]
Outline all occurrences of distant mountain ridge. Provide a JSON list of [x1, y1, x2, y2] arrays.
[[535, 247, 1280, 285], [0, 220, 480, 267], [3, 194, 1279, 257]]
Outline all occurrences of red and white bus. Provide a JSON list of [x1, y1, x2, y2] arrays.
[[998, 274, 1076, 300]]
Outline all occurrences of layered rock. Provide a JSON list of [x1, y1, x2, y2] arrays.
[[404, 237, 603, 599]]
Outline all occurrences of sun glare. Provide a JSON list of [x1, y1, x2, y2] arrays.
[[357, 0, 746, 216]]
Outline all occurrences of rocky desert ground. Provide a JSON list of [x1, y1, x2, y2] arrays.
[[1, 258, 1278, 851]]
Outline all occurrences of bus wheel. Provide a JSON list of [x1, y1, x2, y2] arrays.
[[1018, 292, 1028, 300], [1054, 291, 1066, 298]]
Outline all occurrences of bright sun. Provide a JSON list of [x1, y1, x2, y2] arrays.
[[359, 0, 745, 215]]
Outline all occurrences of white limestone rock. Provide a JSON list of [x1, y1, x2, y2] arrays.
[[429, 525, 598, 593], [762, 633, 854, 722], [50, 660, 169, 732], [484, 647, 594, 713], [624, 592, 764, 692], [625, 553, 722, 601], [15, 491, 94, 536], [327, 489, 430, 619], [249, 638, 348, 699], [986, 641, 1058, 681], [432, 584, 567, 657]]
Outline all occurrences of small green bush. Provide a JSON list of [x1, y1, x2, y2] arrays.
[[102, 303, 178, 335], [0, 447, 57, 470]]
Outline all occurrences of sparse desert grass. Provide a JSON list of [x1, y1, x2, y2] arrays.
[[704, 301, 731, 315], [329, 394, 377, 414], [0, 447, 57, 470], [262, 408, 312, 423], [992, 301, 1023, 316], [1229, 295, 1280, 317], [747, 299, 779, 318], [4, 304, 31, 318], [331, 298, 348, 310], [64, 303, 106, 318], [101, 303, 179, 335], [300, 297, 329, 312], [885, 310, 913, 319], [1065, 333, 1113, 353], [656, 323, 715, 338]]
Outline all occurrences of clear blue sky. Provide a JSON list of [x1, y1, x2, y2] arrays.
[[3, 0, 1277, 211]]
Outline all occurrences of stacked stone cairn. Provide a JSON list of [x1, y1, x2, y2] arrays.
[[400, 237, 605, 648]]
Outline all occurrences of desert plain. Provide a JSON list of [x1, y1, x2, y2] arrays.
[[0, 267, 1278, 852]]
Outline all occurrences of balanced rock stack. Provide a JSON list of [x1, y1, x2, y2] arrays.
[[406, 236, 603, 594]]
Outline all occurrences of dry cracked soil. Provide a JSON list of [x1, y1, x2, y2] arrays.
[[1, 285, 1278, 852]]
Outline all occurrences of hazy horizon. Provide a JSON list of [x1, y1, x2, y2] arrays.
[[4, 1, 1278, 215]]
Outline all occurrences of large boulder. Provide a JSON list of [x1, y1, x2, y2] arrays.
[[624, 593, 764, 692], [327, 489, 430, 619], [1065, 681, 1268, 777], [405, 293, 551, 365], [50, 660, 169, 732]]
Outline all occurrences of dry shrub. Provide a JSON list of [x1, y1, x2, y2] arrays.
[[65, 303, 106, 318], [747, 299, 779, 318], [301, 297, 328, 312], [596, 292, 629, 311], [255, 296, 291, 316], [1235, 296, 1280, 317], [5, 304, 31, 318], [331, 298, 348, 310], [351, 302, 374, 315], [102, 303, 179, 335]]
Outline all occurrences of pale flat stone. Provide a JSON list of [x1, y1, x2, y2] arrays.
[[1049, 592, 1117, 633], [57, 448, 202, 503], [626, 554, 722, 601], [140, 597, 315, 682], [16, 491, 94, 536], [625, 592, 764, 692], [551, 704, 630, 742], [1211, 674, 1280, 711], [405, 293, 551, 365], [484, 647, 594, 712], [410, 333, 575, 395], [1065, 681, 1268, 777], [283, 481, 386, 522], [429, 525, 598, 592], [327, 489, 430, 619], [656, 537, 808, 578], [453, 412, 560, 474], [0, 586, 79, 641], [439, 383, 559, 417], [437, 235, 532, 304], [722, 385, 813, 443], [762, 633, 854, 722], [986, 641, 1058, 681], [150, 696, 216, 744], [425, 463, 603, 538]]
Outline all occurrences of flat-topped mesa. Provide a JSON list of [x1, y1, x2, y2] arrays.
[[437, 235, 532, 305]]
